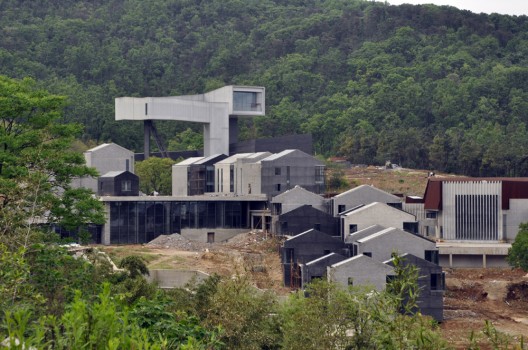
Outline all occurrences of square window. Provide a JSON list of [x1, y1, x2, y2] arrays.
[[348, 277, 354, 286], [349, 224, 358, 234], [121, 180, 131, 192], [275, 167, 281, 175], [314, 223, 321, 231], [276, 184, 281, 191]]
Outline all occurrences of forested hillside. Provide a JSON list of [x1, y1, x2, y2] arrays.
[[2, 0, 528, 176]]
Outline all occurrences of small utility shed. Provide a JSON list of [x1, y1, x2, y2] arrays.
[[386, 253, 445, 322], [301, 253, 346, 288], [276, 205, 338, 236], [327, 254, 395, 291], [340, 202, 418, 239], [98, 171, 139, 196], [331, 185, 402, 216], [281, 229, 347, 288], [353, 227, 438, 263]]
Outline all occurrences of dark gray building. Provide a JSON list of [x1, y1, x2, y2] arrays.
[[98, 171, 139, 197], [281, 229, 348, 288], [188, 154, 227, 195], [102, 195, 267, 245], [301, 253, 346, 288], [386, 253, 445, 322], [277, 205, 338, 236]]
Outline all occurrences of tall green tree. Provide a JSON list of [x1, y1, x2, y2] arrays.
[[135, 156, 175, 195], [0, 76, 104, 249], [507, 223, 528, 271]]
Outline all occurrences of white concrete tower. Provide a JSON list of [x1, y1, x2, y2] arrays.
[[115, 86, 265, 157]]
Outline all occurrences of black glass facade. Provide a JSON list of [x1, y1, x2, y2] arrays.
[[109, 200, 249, 244]]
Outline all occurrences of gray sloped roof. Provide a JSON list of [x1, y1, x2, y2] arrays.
[[100, 171, 126, 178], [344, 224, 386, 243]]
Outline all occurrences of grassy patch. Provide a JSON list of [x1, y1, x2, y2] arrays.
[[100, 246, 162, 265], [149, 255, 187, 269]]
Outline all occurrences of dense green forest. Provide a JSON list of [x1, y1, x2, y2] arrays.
[[2, 0, 528, 176]]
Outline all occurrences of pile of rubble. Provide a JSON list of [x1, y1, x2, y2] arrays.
[[147, 234, 216, 251]]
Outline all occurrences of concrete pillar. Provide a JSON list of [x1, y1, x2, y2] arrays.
[[449, 254, 453, 268], [144, 120, 151, 159], [483, 254, 487, 268], [102, 203, 111, 245], [229, 117, 238, 145]]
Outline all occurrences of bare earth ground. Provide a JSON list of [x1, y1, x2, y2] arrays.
[[100, 166, 528, 348], [441, 268, 528, 349], [340, 165, 442, 197]]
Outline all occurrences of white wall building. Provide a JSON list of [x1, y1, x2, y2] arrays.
[[116, 86, 265, 157], [353, 227, 437, 263], [327, 255, 395, 291], [72, 143, 135, 192], [340, 202, 417, 239], [423, 178, 528, 242], [331, 185, 402, 216]]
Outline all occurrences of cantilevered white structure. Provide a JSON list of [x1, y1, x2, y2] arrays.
[[115, 86, 265, 157]]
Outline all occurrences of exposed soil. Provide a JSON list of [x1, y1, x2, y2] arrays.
[[441, 268, 528, 349], [101, 231, 290, 293]]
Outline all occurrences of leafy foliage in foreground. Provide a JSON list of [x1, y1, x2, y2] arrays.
[[2, 245, 527, 349], [0, 76, 104, 249]]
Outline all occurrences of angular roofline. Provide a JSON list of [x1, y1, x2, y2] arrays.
[[339, 204, 365, 215], [305, 252, 341, 266], [100, 170, 129, 178], [333, 184, 401, 200], [271, 185, 324, 201], [331, 254, 395, 271], [284, 228, 342, 243], [345, 224, 387, 243], [86, 142, 133, 154], [384, 253, 440, 268], [356, 226, 435, 244], [215, 153, 254, 164], [173, 157, 205, 166], [193, 154, 226, 165], [342, 202, 415, 219]]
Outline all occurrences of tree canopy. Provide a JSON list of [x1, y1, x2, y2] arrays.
[[0, 75, 104, 248], [507, 223, 528, 271], [135, 156, 175, 195], [2, 1, 528, 176]]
